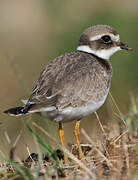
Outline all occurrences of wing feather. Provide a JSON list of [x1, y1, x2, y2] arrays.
[[28, 51, 112, 111]]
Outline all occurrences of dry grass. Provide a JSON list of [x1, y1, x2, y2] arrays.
[[0, 122, 137, 180], [0, 94, 138, 180]]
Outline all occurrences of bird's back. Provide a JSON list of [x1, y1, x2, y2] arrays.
[[26, 51, 112, 122]]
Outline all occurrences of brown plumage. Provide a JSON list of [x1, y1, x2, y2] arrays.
[[32, 51, 112, 108], [4, 50, 112, 122], [4, 24, 131, 123], [4, 24, 132, 161]]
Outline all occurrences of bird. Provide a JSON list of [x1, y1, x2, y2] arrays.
[[4, 24, 132, 162]]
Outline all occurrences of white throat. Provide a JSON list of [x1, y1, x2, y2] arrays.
[[77, 45, 121, 59]]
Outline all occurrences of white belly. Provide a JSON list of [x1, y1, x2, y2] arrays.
[[50, 89, 109, 122]]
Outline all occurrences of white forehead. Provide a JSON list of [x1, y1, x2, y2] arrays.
[[90, 33, 120, 42]]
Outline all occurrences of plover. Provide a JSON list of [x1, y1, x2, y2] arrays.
[[4, 25, 132, 161]]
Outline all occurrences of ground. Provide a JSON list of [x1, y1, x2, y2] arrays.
[[0, 123, 137, 180]]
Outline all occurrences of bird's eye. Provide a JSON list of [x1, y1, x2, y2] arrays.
[[101, 35, 111, 44]]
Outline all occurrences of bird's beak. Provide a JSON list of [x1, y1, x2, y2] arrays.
[[118, 42, 132, 50]]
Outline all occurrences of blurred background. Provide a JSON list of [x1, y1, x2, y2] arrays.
[[0, 0, 138, 159]]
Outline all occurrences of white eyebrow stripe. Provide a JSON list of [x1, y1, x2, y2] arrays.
[[90, 34, 120, 42]]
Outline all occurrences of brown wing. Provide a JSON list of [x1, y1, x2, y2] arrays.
[[29, 51, 112, 110]]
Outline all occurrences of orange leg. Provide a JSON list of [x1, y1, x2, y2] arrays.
[[58, 122, 68, 163], [74, 120, 83, 159]]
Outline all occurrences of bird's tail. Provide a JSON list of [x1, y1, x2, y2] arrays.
[[4, 104, 32, 116]]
